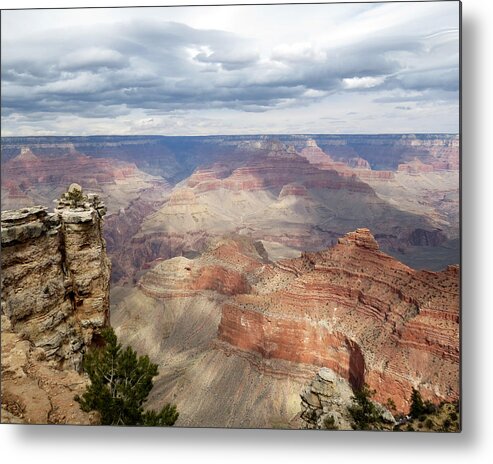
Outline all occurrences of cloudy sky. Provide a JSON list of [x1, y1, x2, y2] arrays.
[[1, 1, 460, 136]]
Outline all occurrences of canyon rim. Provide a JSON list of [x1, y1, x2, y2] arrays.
[[1, 1, 460, 431]]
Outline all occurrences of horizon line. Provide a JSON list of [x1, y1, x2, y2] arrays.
[[0, 132, 460, 138]]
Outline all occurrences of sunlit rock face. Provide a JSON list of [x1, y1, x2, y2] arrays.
[[1, 188, 110, 370], [216, 229, 459, 412]]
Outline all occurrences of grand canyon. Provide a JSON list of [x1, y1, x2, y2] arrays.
[[1, 134, 460, 429]]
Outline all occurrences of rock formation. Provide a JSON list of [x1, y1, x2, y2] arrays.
[[1, 314, 98, 424], [1, 186, 111, 423], [122, 139, 454, 281], [299, 367, 395, 430], [300, 368, 355, 430], [0, 145, 164, 214], [216, 229, 459, 412], [1, 186, 110, 369], [1, 136, 460, 277]]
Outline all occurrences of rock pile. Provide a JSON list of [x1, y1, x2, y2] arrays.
[[300, 368, 355, 430], [300, 368, 396, 430]]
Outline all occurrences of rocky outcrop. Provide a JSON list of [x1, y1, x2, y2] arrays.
[[1, 186, 110, 370], [300, 368, 395, 430], [300, 368, 355, 429]]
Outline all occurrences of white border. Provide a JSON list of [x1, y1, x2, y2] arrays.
[[1, 1, 492, 463]]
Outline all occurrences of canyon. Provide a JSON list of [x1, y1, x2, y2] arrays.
[[1, 135, 459, 277], [1, 134, 460, 428], [112, 229, 459, 428]]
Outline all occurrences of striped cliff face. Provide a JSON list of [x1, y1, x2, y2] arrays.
[[216, 229, 459, 412]]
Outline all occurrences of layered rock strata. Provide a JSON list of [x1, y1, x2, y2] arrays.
[[129, 140, 450, 279], [0, 146, 163, 214], [115, 230, 459, 427], [216, 229, 459, 412], [1, 187, 110, 370]]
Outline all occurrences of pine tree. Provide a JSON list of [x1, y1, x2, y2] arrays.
[[348, 384, 382, 430], [409, 388, 425, 418], [75, 327, 178, 426]]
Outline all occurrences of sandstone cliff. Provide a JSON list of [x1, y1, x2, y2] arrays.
[[1, 186, 111, 424]]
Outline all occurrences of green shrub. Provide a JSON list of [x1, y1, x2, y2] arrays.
[[75, 327, 178, 426], [409, 388, 428, 418], [348, 385, 382, 430]]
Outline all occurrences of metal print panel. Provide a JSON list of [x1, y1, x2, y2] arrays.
[[0, 1, 460, 431]]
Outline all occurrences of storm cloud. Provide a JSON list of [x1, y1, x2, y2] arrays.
[[1, 2, 460, 135]]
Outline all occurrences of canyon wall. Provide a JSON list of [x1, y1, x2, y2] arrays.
[[1, 136, 459, 282], [212, 229, 460, 412]]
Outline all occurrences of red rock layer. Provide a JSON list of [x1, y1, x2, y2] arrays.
[[184, 143, 374, 194], [138, 239, 260, 299], [218, 307, 366, 389], [2, 147, 145, 196], [299, 141, 395, 182], [215, 229, 459, 412]]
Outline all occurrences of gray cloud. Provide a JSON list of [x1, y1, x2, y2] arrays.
[[1, 5, 459, 135]]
